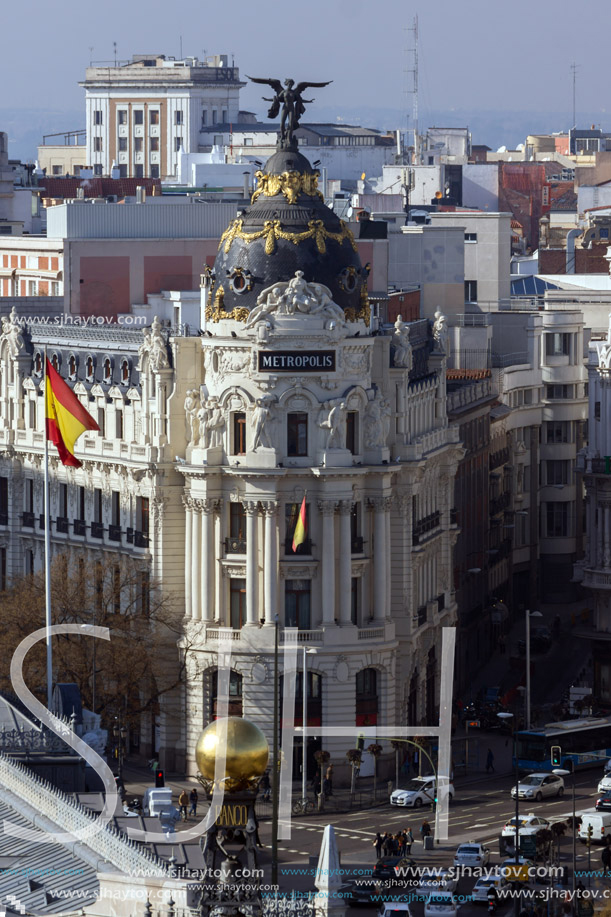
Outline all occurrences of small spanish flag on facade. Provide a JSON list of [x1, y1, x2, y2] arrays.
[[291, 495, 307, 553], [45, 357, 99, 467]]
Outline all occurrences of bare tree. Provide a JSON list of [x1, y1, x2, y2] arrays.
[[0, 552, 192, 735]]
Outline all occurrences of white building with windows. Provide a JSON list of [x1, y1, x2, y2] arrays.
[[0, 142, 462, 779], [82, 54, 244, 179]]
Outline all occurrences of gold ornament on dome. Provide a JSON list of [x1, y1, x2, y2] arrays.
[[345, 284, 371, 324], [195, 717, 269, 793], [251, 170, 324, 205], [205, 286, 249, 323], [218, 218, 357, 256]]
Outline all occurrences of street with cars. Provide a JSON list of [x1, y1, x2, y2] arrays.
[[256, 753, 611, 916]]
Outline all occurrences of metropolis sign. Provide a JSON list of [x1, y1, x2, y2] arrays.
[[257, 350, 335, 372]]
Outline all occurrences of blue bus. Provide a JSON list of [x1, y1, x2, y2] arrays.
[[515, 717, 611, 772]]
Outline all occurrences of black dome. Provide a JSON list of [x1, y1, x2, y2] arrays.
[[207, 146, 369, 322]]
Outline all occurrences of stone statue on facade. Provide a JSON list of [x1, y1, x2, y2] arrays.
[[392, 314, 412, 369], [245, 272, 345, 327], [246, 76, 332, 147], [320, 400, 347, 450], [0, 306, 25, 358], [137, 316, 170, 371], [197, 400, 212, 448], [251, 398, 275, 451], [184, 389, 200, 445], [432, 310, 449, 355], [364, 391, 386, 448], [206, 397, 225, 448]]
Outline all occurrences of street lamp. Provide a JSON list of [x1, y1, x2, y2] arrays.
[[553, 766, 576, 896], [112, 716, 128, 780], [498, 711, 520, 917], [525, 610, 543, 729], [301, 647, 317, 806]]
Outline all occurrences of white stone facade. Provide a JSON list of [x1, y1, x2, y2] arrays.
[[0, 291, 461, 775]]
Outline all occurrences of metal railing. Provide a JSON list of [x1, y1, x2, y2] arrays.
[[0, 752, 167, 876], [225, 537, 247, 554]]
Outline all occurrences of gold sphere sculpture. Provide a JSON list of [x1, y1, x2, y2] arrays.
[[195, 717, 269, 792]]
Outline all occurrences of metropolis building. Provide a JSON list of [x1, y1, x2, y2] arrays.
[[0, 131, 462, 777]]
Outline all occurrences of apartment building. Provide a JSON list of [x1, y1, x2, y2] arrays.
[[81, 54, 244, 179]]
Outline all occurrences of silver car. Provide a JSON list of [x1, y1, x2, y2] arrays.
[[510, 772, 564, 802]]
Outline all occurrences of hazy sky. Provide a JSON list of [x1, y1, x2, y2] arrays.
[[4, 0, 610, 125]]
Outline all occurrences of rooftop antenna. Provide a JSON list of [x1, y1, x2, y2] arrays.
[[406, 17, 419, 164], [89, 46, 94, 66], [571, 62, 580, 129], [113, 41, 117, 67]]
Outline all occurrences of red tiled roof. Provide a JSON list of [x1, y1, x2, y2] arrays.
[[446, 369, 491, 380]]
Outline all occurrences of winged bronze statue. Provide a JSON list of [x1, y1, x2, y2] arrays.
[[246, 76, 332, 147]]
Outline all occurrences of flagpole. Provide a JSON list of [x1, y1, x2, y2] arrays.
[[43, 349, 53, 710]]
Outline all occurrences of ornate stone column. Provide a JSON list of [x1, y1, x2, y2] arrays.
[[244, 500, 259, 626], [338, 500, 353, 626], [191, 499, 202, 621], [183, 496, 193, 619], [201, 500, 217, 622], [369, 497, 391, 622], [318, 500, 337, 625], [261, 501, 279, 625]]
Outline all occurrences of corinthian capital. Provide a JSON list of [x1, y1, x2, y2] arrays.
[[260, 501, 279, 516], [317, 499, 337, 516], [367, 496, 393, 512]]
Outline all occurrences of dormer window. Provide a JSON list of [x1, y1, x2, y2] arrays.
[[51, 353, 60, 371], [121, 359, 129, 385], [68, 355, 77, 381], [86, 356, 95, 382], [34, 353, 42, 377], [103, 358, 112, 384]]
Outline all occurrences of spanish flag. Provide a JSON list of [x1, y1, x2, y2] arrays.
[[291, 495, 307, 553], [45, 358, 99, 467]]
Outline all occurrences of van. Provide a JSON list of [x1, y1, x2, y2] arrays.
[[142, 787, 174, 816], [578, 809, 611, 844]]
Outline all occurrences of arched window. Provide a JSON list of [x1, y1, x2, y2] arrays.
[[34, 352, 42, 377], [356, 667, 378, 726], [68, 355, 77, 380], [51, 353, 60, 371], [103, 358, 112, 384], [86, 356, 95, 382], [121, 359, 129, 385], [210, 669, 242, 719]]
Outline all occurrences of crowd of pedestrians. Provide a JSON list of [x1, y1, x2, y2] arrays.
[[372, 822, 431, 858]]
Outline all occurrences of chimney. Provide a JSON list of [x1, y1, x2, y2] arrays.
[[136, 186, 146, 204]]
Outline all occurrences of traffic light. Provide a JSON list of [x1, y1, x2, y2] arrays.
[[587, 824, 593, 845], [155, 769, 164, 788], [551, 745, 562, 767]]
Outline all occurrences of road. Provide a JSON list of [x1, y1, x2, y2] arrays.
[[252, 768, 609, 914]]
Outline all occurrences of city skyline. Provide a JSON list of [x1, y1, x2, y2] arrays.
[[2, 0, 609, 144]]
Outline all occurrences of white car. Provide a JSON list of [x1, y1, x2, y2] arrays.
[[471, 875, 507, 903], [453, 843, 490, 868], [390, 776, 455, 807], [416, 870, 458, 894], [598, 775, 611, 795], [501, 813, 550, 843], [511, 772, 564, 801], [378, 905, 412, 917], [424, 892, 460, 917]]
